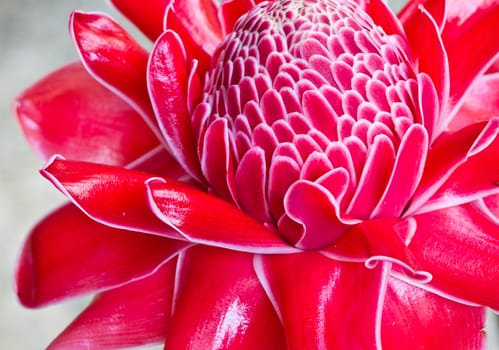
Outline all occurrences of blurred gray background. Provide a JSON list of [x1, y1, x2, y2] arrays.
[[0, 0, 496, 349]]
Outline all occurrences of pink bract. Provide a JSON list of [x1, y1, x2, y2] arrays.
[[14, 0, 499, 349]]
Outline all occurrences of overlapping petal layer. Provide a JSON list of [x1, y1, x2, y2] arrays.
[[410, 204, 499, 310], [382, 277, 486, 350], [48, 258, 178, 349], [148, 30, 205, 182], [450, 72, 499, 131], [164, 246, 286, 349], [16, 204, 187, 308], [255, 252, 388, 349], [41, 157, 181, 237], [108, 0, 168, 40], [147, 178, 297, 253], [15, 62, 158, 166], [70, 11, 160, 136]]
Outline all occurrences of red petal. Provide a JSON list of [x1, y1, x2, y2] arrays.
[[399, 0, 446, 33], [129, 146, 194, 182], [165, 0, 223, 72], [425, 132, 499, 211], [323, 218, 432, 284], [108, 0, 168, 41], [382, 277, 486, 350], [15, 204, 186, 308], [70, 11, 160, 138], [255, 252, 389, 349], [365, 0, 407, 38], [403, 6, 450, 125], [148, 31, 204, 183], [164, 246, 286, 350], [234, 147, 271, 222], [200, 118, 237, 203], [146, 178, 296, 253], [220, 0, 254, 33], [402, 1, 499, 115], [347, 134, 395, 218], [449, 72, 499, 131], [409, 118, 499, 215], [443, 2, 499, 113], [48, 258, 178, 349], [15, 62, 158, 165], [41, 157, 181, 238], [373, 124, 428, 217], [417, 73, 440, 141], [410, 204, 499, 310], [283, 180, 357, 250], [481, 193, 499, 222]]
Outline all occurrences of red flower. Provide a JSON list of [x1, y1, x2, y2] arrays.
[[14, 0, 499, 348]]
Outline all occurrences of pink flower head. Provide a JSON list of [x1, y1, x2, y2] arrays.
[[14, 0, 499, 349]]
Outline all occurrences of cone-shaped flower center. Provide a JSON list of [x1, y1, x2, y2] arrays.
[[194, 0, 430, 250]]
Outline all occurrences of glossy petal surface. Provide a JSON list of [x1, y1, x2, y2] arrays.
[[148, 31, 204, 183], [382, 277, 486, 350], [41, 157, 181, 238], [255, 252, 388, 349], [147, 178, 296, 253], [410, 204, 499, 310], [404, 7, 449, 124], [48, 259, 178, 349], [165, 0, 222, 71], [165, 246, 286, 350], [71, 11, 159, 135], [15, 204, 186, 308], [15, 62, 158, 165]]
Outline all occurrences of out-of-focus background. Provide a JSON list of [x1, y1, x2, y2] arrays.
[[0, 0, 497, 349]]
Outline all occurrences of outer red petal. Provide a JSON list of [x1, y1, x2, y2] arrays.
[[449, 72, 499, 131], [70, 11, 161, 139], [365, 0, 407, 38], [443, 2, 499, 113], [424, 132, 499, 211], [164, 246, 286, 350], [107, 0, 168, 41], [146, 178, 296, 254], [41, 157, 181, 238], [482, 193, 499, 222], [400, 0, 499, 118], [220, 0, 255, 34], [323, 218, 432, 283], [148, 31, 204, 183], [128, 145, 195, 182], [409, 118, 499, 214], [382, 277, 486, 350], [15, 204, 187, 308], [402, 5, 450, 124], [164, 0, 223, 72], [166, 0, 223, 53], [399, 0, 446, 33], [48, 258, 178, 349], [15, 62, 158, 165], [409, 204, 499, 310], [254, 252, 389, 350]]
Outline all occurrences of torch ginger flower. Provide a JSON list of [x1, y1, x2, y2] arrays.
[[14, 0, 499, 348]]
